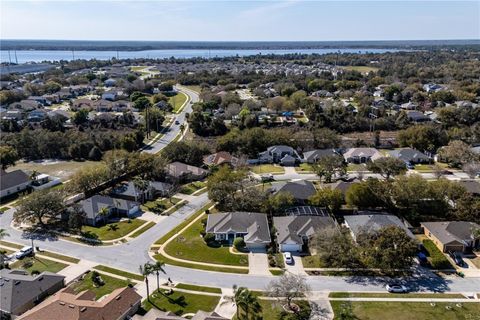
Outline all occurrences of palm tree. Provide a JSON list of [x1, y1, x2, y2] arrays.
[[0, 228, 9, 240], [233, 287, 261, 320], [139, 262, 154, 301], [150, 261, 166, 293], [133, 177, 149, 203], [98, 207, 110, 226]]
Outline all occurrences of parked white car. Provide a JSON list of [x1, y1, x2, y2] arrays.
[[386, 283, 408, 293], [284, 252, 293, 265], [15, 246, 34, 259]]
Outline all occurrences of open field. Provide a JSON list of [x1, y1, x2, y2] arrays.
[[70, 272, 130, 299], [341, 66, 379, 74], [8, 160, 99, 181], [250, 164, 285, 174], [81, 219, 147, 241], [10, 256, 68, 274], [143, 289, 220, 315], [330, 301, 480, 320], [163, 214, 249, 266]]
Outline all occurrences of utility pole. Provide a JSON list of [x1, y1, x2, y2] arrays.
[[72, 49, 75, 60], [14, 49, 18, 64]]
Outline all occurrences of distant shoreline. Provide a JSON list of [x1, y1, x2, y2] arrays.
[[1, 39, 479, 51]]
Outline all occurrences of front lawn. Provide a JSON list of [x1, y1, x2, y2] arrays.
[[143, 289, 220, 315], [163, 215, 249, 267], [10, 256, 68, 274], [237, 300, 310, 320], [179, 181, 206, 195], [422, 239, 454, 270], [81, 219, 147, 241], [414, 163, 449, 172], [330, 301, 480, 320], [175, 283, 222, 294], [250, 164, 285, 175], [301, 255, 327, 268], [70, 272, 131, 299], [142, 197, 184, 215], [296, 163, 314, 173], [347, 163, 367, 172]]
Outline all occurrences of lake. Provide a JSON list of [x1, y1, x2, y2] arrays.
[[0, 48, 403, 64]]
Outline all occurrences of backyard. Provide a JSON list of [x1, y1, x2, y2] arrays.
[[10, 256, 68, 274], [81, 218, 147, 241], [330, 301, 480, 320], [250, 164, 285, 175], [70, 272, 131, 299], [163, 214, 249, 267], [8, 159, 99, 181], [142, 289, 220, 315]]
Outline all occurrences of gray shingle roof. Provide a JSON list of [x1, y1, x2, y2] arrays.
[[344, 214, 415, 239], [0, 269, 64, 315], [270, 180, 316, 201], [1, 170, 30, 190], [421, 221, 480, 245], [388, 148, 430, 162], [302, 149, 338, 162], [274, 216, 336, 245], [205, 212, 271, 244]]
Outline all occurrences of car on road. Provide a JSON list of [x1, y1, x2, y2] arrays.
[[15, 246, 34, 259], [386, 283, 408, 293], [174, 120, 180, 125], [284, 252, 293, 264], [448, 251, 465, 267]]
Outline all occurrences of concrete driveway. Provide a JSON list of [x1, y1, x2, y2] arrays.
[[284, 252, 307, 275], [248, 249, 270, 275]]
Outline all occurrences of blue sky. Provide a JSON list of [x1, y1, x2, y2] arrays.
[[1, 1, 479, 41]]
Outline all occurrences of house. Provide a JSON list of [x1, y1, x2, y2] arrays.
[[274, 215, 336, 252], [104, 78, 117, 87], [0, 269, 65, 318], [112, 100, 133, 112], [2, 109, 23, 121], [71, 98, 95, 111], [407, 110, 431, 123], [166, 162, 208, 181], [80, 195, 139, 226], [423, 83, 444, 93], [101, 90, 119, 101], [111, 181, 172, 202], [17, 286, 141, 320], [388, 148, 431, 164], [324, 180, 358, 196], [203, 151, 239, 167], [133, 310, 228, 320], [400, 102, 417, 110], [269, 180, 316, 205], [94, 99, 114, 112], [9, 100, 42, 111], [302, 149, 339, 164], [205, 212, 271, 249], [0, 169, 31, 199], [343, 148, 382, 164], [421, 221, 480, 253], [257, 145, 300, 166], [27, 109, 48, 123], [344, 213, 415, 242]]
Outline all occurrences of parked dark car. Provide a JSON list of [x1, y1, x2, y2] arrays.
[[448, 251, 465, 267]]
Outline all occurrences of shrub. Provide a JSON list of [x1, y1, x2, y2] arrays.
[[203, 233, 215, 244], [233, 237, 245, 250], [31, 269, 40, 275], [22, 259, 34, 269]]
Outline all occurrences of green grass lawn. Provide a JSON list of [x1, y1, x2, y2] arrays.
[[242, 300, 310, 320], [0, 240, 23, 249], [39, 251, 80, 264], [93, 265, 144, 281], [184, 85, 202, 93], [414, 163, 449, 172], [329, 292, 465, 299], [330, 301, 480, 320], [301, 255, 327, 268], [10, 256, 68, 274], [81, 219, 147, 241], [297, 163, 314, 173], [422, 239, 454, 270], [0, 206, 9, 213], [154, 202, 213, 245], [153, 252, 249, 274], [163, 215, 249, 267], [179, 181, 207, 195], [250, 164, 285, 175], [70, 272, 131, 300], [169, 92, 188, 113], [175, 283, 222, 294], [130, 222, 156, 238], [347, 163, 367, 172], [142, 197, 184, 215], [143, 289, 220, 315]]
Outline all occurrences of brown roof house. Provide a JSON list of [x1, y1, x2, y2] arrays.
[[421, 221, 480, 253], [206, 212, 271, 249], [166, 162, 208, 182], [17, 286, 141, 320], [0, 269, 65, 318], [203, 151, 239, 167]]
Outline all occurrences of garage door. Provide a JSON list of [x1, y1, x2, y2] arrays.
[[280, 244, 302, 252], [247, 243, 267, 250]]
